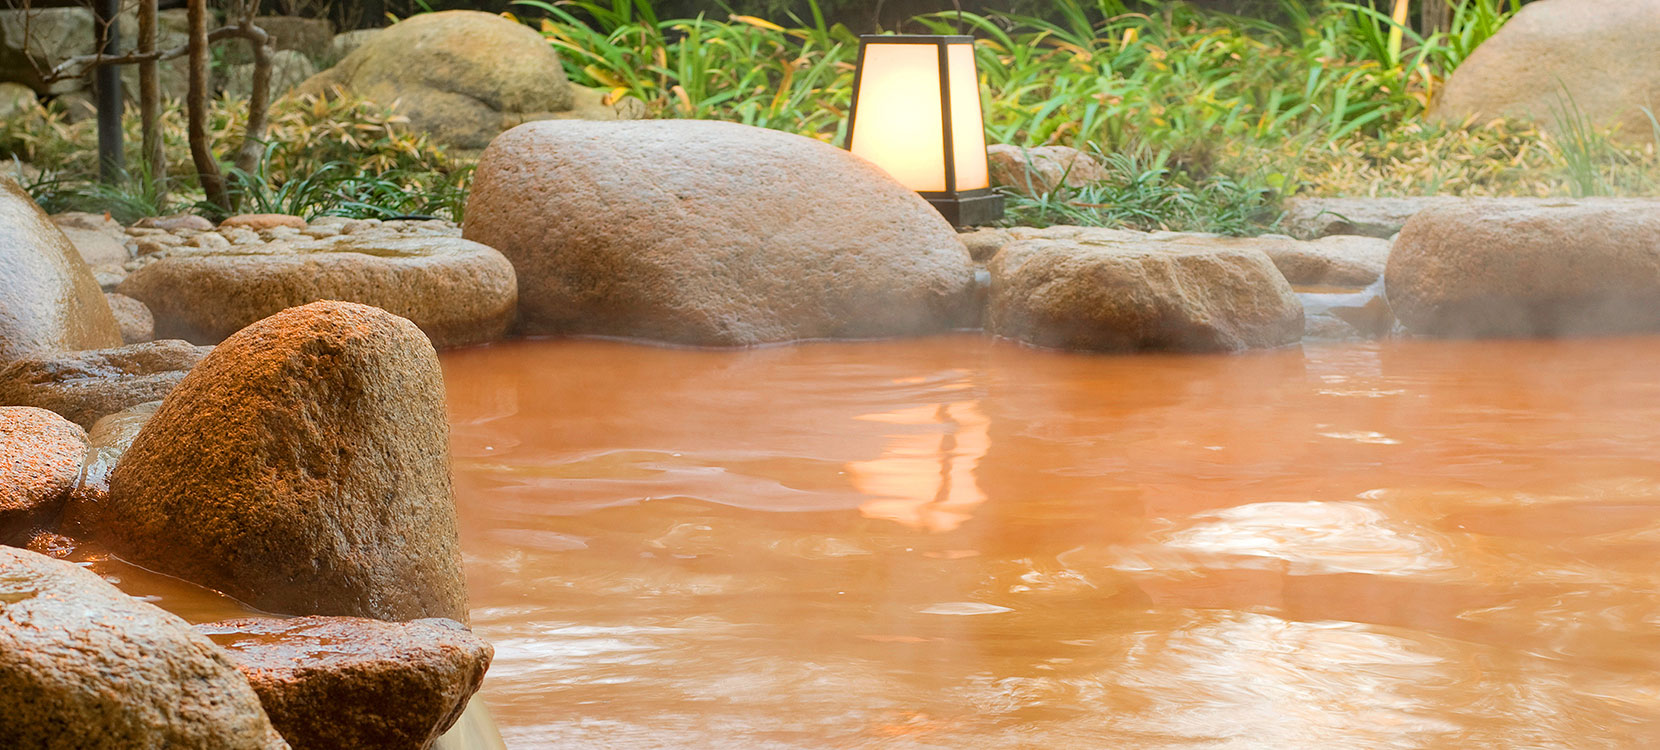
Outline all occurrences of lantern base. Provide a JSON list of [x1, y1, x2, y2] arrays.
[[927, 192, 1005, 228]]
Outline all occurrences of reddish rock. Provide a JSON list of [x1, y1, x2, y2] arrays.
[[220, 213, 308, 230], [0, 406, 85, 545], [0, 177, 123, 362], [198, 616, 493, 750], [463, 119, 974, 346], [100, 301, 468, 622], [0, 339, 211, 428], [0, 546, 289, 749]]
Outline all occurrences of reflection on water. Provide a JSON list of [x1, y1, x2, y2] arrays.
[[442, 334, 1660, 748]]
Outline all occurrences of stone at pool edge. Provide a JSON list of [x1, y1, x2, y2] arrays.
[[116, 232, 517, 349], [97, 301, 468, 623], [0, 406, 85, 546], [0, 177, 124, 363], [463, 118, 975, 347], [198, 616, 492, 750], [0, 339, 211, 430], [0, 546, 289, 749], [1386, 198, 1660, 338], [987, 227, 1304, 353]]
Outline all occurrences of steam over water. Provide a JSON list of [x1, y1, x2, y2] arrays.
[[449, 335, 1660, 746]]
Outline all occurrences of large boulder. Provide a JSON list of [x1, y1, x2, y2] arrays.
[[226, 49, 318, 100], [97, 301, 468, 622], [987, 227, 1304, 352], [198, 616, 493, 750], [0, 339, 211, 429], [463, 119, 977, 346], [117, 232, 516, 348], [1386, 198, 1660, 337], [0, 406, 85, 545], [296, 10, 574, 150], [0, 177, 123, 363], [0, 546, 289, 749], [1, 8, 124, 94], [1430, 0, 1660, 142]]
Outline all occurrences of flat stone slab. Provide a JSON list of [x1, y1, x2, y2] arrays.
[[117, 225, 517, 349]]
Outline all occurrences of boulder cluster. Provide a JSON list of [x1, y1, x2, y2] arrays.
[[0, 180, 490, 748]]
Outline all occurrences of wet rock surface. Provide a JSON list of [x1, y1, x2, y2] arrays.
[[0, 545, 289, 749], [199, 616, 493, 750], [0, 406, 85, 545], [987, 226, 1304, 352], [0, 339, 211, 429], [117, 220, 516, 349], [100, 301, 467, 622], [60, 400, 159, 532], [1298, 280, 1395, 340], [464, 119, 976, 346], [0, 177, 123, 363], [1387, 198, 1660, 338]]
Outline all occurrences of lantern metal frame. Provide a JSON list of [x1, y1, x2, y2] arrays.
[[846, 34, 1005, 228]]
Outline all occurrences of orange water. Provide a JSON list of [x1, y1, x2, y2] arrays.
[[441, 334, 1660, 749]]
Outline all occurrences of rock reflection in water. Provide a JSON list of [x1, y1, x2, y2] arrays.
[[443, 334, 1660, 748]]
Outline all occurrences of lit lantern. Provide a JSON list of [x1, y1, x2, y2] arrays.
[[846, 34, 1004, 227]]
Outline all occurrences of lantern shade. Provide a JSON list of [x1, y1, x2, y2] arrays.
[[847, 34, 1004, 227]]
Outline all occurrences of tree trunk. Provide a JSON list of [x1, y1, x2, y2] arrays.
[[93, 0, 123, 183], [233, 25, 273, 176], [187, 0, 229, 211], [139, 0, 165, 199], [1420, 0, 1452, 37]]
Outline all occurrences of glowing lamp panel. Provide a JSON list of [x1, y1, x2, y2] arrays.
[[946, 43, 989, 191], [850, 43, 947, 193]]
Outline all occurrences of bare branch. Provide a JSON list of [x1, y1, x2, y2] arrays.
[[40, 23, 270, 84]]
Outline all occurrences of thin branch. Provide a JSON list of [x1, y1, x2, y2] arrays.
[[40, 24, 270, 84]]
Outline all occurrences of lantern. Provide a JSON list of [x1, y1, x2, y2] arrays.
[[846, 34, 1004, 227]]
